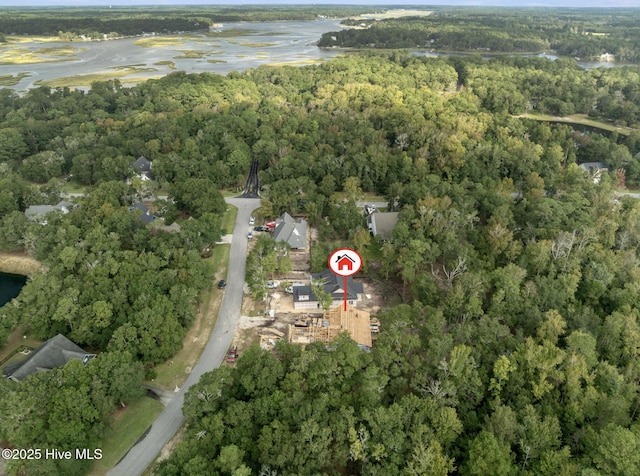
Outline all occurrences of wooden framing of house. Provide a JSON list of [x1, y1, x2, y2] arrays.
[[288, 304, 374, 349]]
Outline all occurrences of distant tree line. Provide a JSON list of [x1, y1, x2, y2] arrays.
[[321, 9, 640, 63], [0, 6, 373, 38]]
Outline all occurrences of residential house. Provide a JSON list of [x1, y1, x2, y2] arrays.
[[578, 162, 610, 184], [367, 211, 400, 241], [288, 303, 373, 350], [292, 269, 364, 310], [130, 156, 155, 182], [2, 334, 95, 382], [129, 202, 156, 224], [273, 212, 307, 250], [24, 200, 74, 224]]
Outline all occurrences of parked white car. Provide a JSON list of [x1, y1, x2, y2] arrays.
[[285, 283, 304, 293], [267, 280, 280, 289], [249, 216, 255, 225]]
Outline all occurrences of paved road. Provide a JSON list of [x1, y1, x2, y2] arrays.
[[109, 197, 261, 476]]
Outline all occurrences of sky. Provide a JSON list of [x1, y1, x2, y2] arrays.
[[2, 1, 639, 7]]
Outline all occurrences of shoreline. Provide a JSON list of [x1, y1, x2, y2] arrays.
[[0, 251, 43, 276]]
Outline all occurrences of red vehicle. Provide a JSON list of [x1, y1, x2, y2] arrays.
[[227, 346, 238, 363]]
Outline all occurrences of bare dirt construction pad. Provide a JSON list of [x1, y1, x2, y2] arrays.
[[0, 252, 43, 276]]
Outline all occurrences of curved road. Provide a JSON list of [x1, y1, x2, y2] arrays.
[[109, 197, 261, 476]]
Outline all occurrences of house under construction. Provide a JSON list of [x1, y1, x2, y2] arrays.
[[288, 304, 379, 350]]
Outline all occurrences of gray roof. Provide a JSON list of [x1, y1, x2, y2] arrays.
[[367, 212, 399, 241], [131, 156, 155, 180], [24, 200, 74, 222], [132, 156, 152, 173], [130, 202, 155, 224], [579, 162, 610, 172], [312, 269, 364, 299], [273, 213, 307, 249], [294, 269, 363, 302], [3, 334, 95, 382]]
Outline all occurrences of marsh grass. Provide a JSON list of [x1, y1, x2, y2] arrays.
[[0, 72, 31, 86], [173, 49, 208, 59], [205, 28, 259, 37], [154, 60, 176, 69], [35, 66, 157, 88], [266, 58, 323, 67], [133, 36, 197, 47], [0, 45, 82, 64], [238, 41, 277, 47], [206, 59, 227, 64]]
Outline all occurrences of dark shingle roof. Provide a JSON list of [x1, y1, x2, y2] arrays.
[[273, 213, 307, 249], [3, 334, 94, 382], [129, 202, 155, 224]]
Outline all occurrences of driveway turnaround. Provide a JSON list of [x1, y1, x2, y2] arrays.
[[109, 197, 261, 476]]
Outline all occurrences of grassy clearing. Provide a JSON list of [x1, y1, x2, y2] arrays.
[[518, 112, 636, 136], [0, 326, 43, 365], [61, 181, 90, 194], [0, 72, 31, 86], [89, 397, 164, 476], [221, 203, 238, 235]]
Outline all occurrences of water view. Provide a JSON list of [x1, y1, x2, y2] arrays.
[[0, 19, 345, 91], [0, 272, 26, 307]]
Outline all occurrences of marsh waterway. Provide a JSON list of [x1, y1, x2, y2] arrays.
[[1, 20, 345, 91], [0, 19, 628, 92]]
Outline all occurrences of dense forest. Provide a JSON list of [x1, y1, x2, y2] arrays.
[[320, 9, 640, 63], [2, 33, 640, 474]]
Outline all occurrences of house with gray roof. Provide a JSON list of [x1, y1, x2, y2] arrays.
[[293, 269, 364, 309], [367, 211, 400, 241], [579, 162, 610, 183], [24, 200, 74, 224], [2, 334, 95, 382], [130, 155, 155, 181], [129, 202, 156, 224], [273, 212, 307, 250]]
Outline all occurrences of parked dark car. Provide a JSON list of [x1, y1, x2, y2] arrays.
[[217, 279, 226, 289]]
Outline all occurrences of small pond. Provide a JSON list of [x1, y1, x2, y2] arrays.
[[0, 271, 27, 307]]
